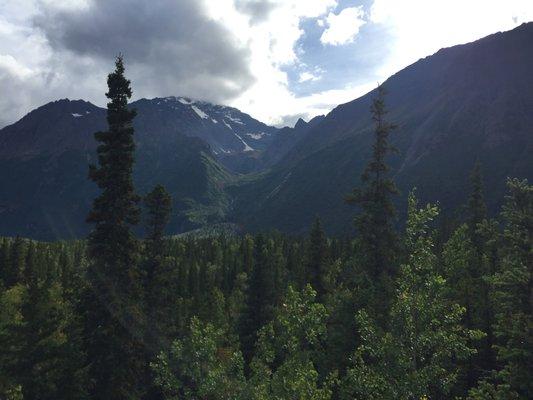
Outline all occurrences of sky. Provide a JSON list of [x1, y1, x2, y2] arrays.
[[1, 0, 532, 128]]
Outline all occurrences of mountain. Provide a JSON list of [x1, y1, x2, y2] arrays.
[[230, 22, 533, 234], [131, 97, 280, 162], [1, 24, 532, 239], [0, 98, 234, 239]]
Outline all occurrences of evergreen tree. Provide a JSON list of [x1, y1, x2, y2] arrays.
[[239, 235, 280, 368], [467, 161, 488, 242], [143, 185, 173, 399], [470, 179, 532, 399], [341, 193, 482, 399], [306, 217, 329, 300], [0, 238, 10, 286], [445, 162, 492, 390], [17, 243, 88, 400], [7, 237, 25, 287], [143, 184, 173, 347], [0, 282, 24, 399], [84, 55, 144, 399], [345, 85, 399, 279], [144, 185, 172, 258]]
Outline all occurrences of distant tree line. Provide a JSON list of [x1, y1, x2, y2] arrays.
[[0, 57, 530, 400]]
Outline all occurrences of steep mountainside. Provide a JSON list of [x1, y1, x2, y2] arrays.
[[1, 24, 532, 239], [0, 99, 233, 239], [131, 97, 280, 161], [230, 22, 533, 234]]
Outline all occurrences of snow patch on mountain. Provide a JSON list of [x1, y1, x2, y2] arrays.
[[233, 133, 254, 152], [178, 97, 193, 105], [225, 115, 244, 125], [223, 121, 233, 130], [246, 132, 267, 140], [71, 113, 83, 117], [191, 105, 209, 119]]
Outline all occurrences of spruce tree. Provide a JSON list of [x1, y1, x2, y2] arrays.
[[7, 237, 25, 287], [454, 161, 495, 387], [0, 238, 10, 286], [239, 235, 280, 368], [84, 55, 144, 399], [17, 243, 88, 400], [144, 185, 172, 259], [143, 184, 173, 346], [306, 217, 329, 300], [467, 161, 487, 240], [345, 85, 399, 279], [470, 179, 532, 399]]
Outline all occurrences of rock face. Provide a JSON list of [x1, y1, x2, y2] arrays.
[[1, 23, 532, 239]]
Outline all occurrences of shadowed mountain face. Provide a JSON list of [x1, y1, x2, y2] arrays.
[[1, 23, 532, 239], [230, 22, 533, 234], [0, 98, 237, 240]]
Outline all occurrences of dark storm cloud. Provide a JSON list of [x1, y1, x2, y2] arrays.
[[34, 0, 255, 102], [235, 0, 277, 24]]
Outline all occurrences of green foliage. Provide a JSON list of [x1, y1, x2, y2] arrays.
[[0, 179, 530, 400], [470, 179, 532, 399], [247, 285, 334, 400], [341, 193, 482, 399], [239, 235, 286, 366], [345, 85, 399, 278], [152, 316, 245, 400], [85, 55, 145, 399], [306, 217, 329, 300]]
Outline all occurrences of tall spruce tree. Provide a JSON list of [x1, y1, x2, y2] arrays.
[[467, 161, 488, 239], [144, 185, 175, 355], [144, 185, 172, 259], [7, 237, 25, 288], [457, 161, 495, 387], [0, 238, 10, 287], [17, 243, 88, 400], [346, 85, 399, 279], [239, 235, 280, 368], [306, 217, 329, 300], [470, 179, 532, 399], [85, 55, 144, 399]]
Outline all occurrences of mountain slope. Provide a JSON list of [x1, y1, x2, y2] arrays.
[[230, 22, 533, 234], [131, 97, 279, 171], [0, 99, 233, 239]]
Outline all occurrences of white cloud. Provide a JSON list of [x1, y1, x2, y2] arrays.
[[1, 0, 533, 129], [369, 0, 533, 78], [298, 71, 321, 82], [320, 6, 366, 45], [206, 0, 339, 125]]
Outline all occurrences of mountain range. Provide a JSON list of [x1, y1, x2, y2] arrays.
[[0, 23, 532, 239]]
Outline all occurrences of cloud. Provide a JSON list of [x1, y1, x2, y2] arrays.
[[33, 0, 255, 103], [275, 80, 376, 126], [369, 0, 533, 78], [298, 71, 321, 82], [0, 0, 340, 127], [208, 0, 339, 124], [1, 0, 532, 129], [320, 6, 366, 45], [234, 0, 277, 24]]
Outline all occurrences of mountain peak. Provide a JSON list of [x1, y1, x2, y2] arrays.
[[294, 118, 307, 129]]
